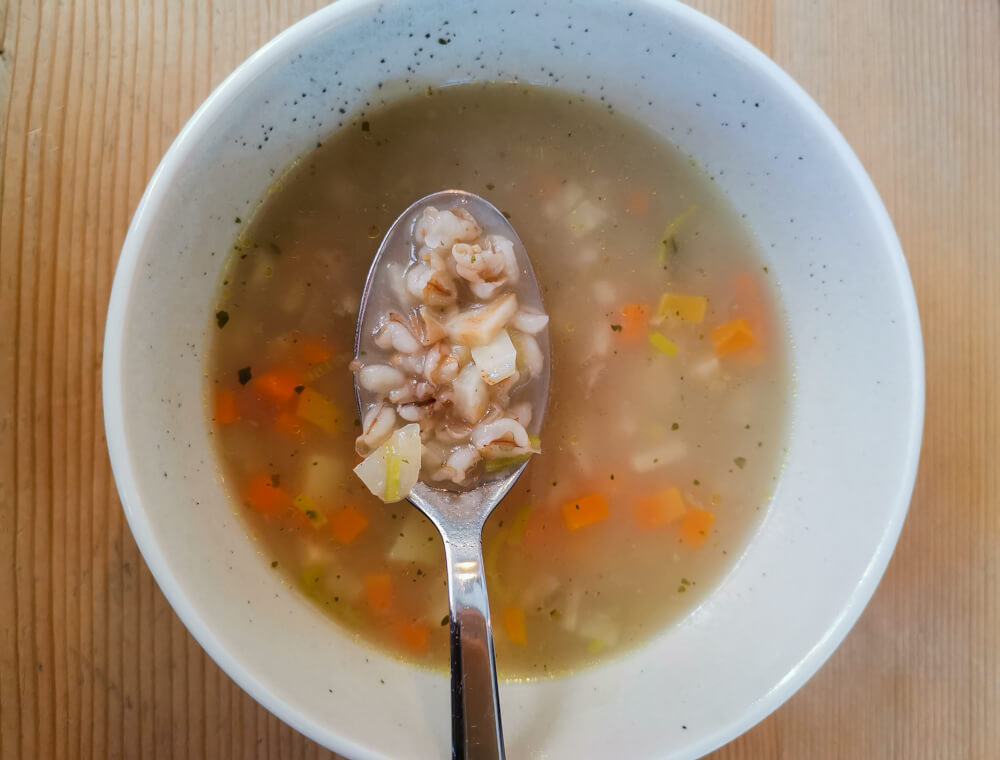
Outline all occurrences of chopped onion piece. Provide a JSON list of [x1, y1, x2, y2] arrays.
[[452, 362, 489, 423], [511, 308, 549, 335], [353, 423, 422, 502], [471, 329, 518, 385]]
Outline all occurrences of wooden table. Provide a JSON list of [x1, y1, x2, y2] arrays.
[[2, 1, 997, 757]]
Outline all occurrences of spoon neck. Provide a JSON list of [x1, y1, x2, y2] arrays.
[[443, 532, 506, 760]]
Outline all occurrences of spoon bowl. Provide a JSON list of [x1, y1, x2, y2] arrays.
[[353, 190, 551, 760]]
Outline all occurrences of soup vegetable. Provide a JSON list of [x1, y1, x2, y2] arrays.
[[352, 204, 550, 499], [207, 83, 789, 677]]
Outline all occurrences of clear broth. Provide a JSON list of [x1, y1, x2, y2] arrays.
[[207, 83, 789, 678]]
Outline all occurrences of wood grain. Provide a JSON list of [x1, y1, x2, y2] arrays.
[[0, 1, 996, 758]]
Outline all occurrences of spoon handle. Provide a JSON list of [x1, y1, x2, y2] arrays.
[[444, 536, 505, 760]]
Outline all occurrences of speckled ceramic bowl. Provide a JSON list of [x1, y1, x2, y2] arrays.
[[103, 1, 924, 758]]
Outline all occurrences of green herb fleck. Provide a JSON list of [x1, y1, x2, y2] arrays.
[[361, 120, 370, 132], [610, 324, 623, 332], [441, 615, 449, 627], [294, 385, 305, 394], [237, 366, 252, 385], [234, 216, 241, 224], [733, 456, 747, 469], [671, 422, 680, 431], [271, 560, 278, 568], [486, 183, 495, 190], [215, 310, 230, 328]]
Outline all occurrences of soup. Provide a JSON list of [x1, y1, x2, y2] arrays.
[[207, 83, 789, 678]]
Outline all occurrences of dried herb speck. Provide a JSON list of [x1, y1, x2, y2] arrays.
[[237, 366, 252, 385], [733, 456, 747, 469], [215, 310, 230, 328]]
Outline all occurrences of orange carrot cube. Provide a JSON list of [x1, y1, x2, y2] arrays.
[[711, 318, 756, 357], [680, 508, 716, 547], [634, 487, 687, 530], [330, 506, 369, 545], [560, 492, 610, 531], [363, 573, 392, 613]]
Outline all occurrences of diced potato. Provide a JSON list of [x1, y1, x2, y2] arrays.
[[353, 423, 422, 503], [568, 199, 608, 236], [519, 573, 560, 608], [303, 453, 344, 506], [387, 509, 442, 564], [630, 440, 688, 473], [543, 182, 584, 219], [577, 611, 620, 648], [452, 362, 489, 422], [510, 331, 544, 377], [471, 329, 517, 385], [296, 387, 340, 433]]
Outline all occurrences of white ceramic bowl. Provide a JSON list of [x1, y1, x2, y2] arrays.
[[103, 1, 924, 757]]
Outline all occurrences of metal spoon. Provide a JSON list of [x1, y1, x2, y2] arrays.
[[353, 191, 550, 760]]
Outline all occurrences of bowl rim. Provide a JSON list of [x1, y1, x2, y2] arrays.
[[102, 1, 925, 757]]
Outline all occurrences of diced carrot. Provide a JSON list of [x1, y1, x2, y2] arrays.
[[503, 607, 527, 646], [213, 388, 239, 425], [296, 387, 340, 433], [634, 487, 687, 530], [680, 508, 716, 548], [619, 304, 649, 344], [299, 338, 333, 366], [627, 191, 649, 215], [254, 368, 302, 404], [711, 318, 757, 357], [655, 293, 708, 324], [273, 411, 302, 437], [560, 492, 610, 531], [330, 506, 369, 545], [394, 619, 430, 654], [244, 474, 289, 516], [363, 573, 392, 613]]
